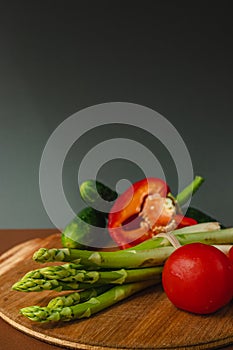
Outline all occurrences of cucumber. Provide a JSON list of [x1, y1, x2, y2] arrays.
[[61, 207, 107, 249], [80, 180, 118, 208], [62, 181, 117, 249]]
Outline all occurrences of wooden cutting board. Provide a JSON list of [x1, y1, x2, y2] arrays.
[[0, 234, 233, 350]]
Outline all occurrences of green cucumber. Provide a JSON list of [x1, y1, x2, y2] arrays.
[[61, 207, 107, 249], [80, 180, 118, 208], [62, 181, 117, 249]]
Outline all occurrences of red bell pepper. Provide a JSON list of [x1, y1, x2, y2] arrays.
[[108, 178, 197, 249]]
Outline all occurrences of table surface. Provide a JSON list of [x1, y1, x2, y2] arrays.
[[0, 229, 233, 350], [0, 229, 60, 350]]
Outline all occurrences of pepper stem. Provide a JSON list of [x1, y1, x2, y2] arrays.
[[176, 176, 204, 207]]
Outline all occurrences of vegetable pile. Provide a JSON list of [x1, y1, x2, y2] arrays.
[[12, 176, 233, 322]]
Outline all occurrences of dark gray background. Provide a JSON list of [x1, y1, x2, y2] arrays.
[[0, 2, 233, 228]]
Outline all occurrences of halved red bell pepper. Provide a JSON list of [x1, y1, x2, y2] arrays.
[[108, 178, 197, 249]]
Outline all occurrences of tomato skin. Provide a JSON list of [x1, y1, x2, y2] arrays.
[[228, 247, 233, 295], [162, 243, 233, 314], [229, 246, 233, 265]]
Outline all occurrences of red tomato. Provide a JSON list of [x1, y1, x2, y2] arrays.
[[162, 243, 233, 314], [229, 246, 233, 265]]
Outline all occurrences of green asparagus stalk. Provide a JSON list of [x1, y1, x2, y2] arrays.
[[171, 222, 220, 233], [132, 226, 233, 250], [12, 266, 162, 291], [33, 246, 174, 268], [47, 286, 111, 308], [20, 264, 163, 284], [20, 280, 158, 322], [22, 263, 81, 280], [33, 226, 233, 268], [12, 278, 90, 292], [176, 176, 204, 207]]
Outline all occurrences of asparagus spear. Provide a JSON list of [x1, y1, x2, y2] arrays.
[[171, 222, 220, 233], [131, 226, 233, 250], [12, 266, 162, 291], [47, 286, 111, 308], [33, 227, 233, 268], [22, 263, 82, 280], [33, 246, 174, 268], [20, 280, 158, 322], [20, 264, 163, 283], [12, 278, 88, 292]]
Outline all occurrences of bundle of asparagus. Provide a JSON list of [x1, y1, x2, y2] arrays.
[[12, 224, 233, 323]]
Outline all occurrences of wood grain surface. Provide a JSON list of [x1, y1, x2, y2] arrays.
[[0, 233, 233, 350]]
